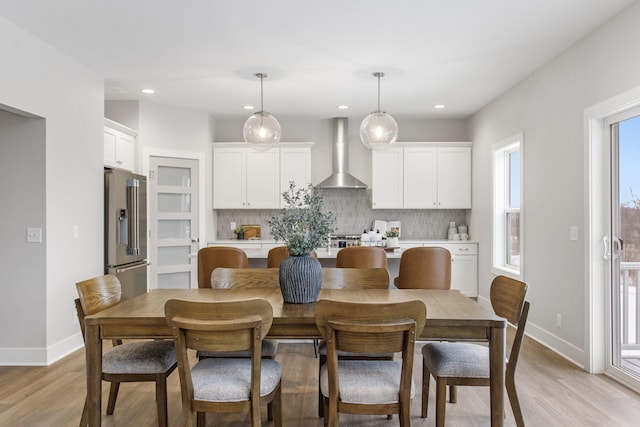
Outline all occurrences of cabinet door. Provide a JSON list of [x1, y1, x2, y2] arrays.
[[280, 147, 311, 207], [213, 147, 246, 208], [115, 132, 135, 171], [404, 147, 437, 208], [104, 126, 118, 168], [372, 148, 403, 208], [437, 147, 471, 208], [450, 254, 478, 297], [246, 149, 280, 209]]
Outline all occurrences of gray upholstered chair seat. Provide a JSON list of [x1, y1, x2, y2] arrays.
[[198, 339, 278, 359], [317, 340, 394, 358], [320, 360, 415, 404], [192, 358, 282, 402], [102, 340, 176, 375], [422, 342, 489, 378]]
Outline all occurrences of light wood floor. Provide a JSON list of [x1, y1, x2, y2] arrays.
[[2, 332, 640, 426]]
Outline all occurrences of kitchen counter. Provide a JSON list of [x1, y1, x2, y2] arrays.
[[207, 239, 478, 259]]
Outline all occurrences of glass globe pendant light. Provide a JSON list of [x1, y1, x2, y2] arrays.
[[360, 72, 398, 151], [243, 73, 281, 151]]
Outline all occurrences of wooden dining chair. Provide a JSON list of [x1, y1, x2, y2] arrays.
[[316, 267, 392, 417], [197, 246, 248, 288], [164, 298, 282, 427], [394, 246, 452, 289], [335, 246, 388, 269], [315, 299, 427, 427], [421, 275, 530, 427], [267, 245, 317, 268], [75, 275, 176, 427]]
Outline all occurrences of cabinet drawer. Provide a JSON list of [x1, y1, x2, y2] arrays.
[[425, 242, 477, 255]]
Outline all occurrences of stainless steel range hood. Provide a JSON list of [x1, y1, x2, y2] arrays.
[[317, 117, 367, 189]]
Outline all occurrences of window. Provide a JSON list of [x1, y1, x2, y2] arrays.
[[493, 133, 523, 277]]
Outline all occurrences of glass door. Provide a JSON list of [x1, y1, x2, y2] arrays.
[[607, 110, 640, 388], [148, 156, 199, 289]]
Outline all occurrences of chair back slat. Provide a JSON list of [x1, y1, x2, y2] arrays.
[[336, 246, 388, 269], [490, 275, 528, 325], [197, 246, 249, 288], [76, 274, 122, 315], [395, 246, 451, 289]]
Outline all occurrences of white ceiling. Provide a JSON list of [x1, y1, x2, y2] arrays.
[[0, 0, 635, 120]]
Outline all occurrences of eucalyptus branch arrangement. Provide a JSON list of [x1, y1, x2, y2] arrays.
[[268, 182, 336, 256]]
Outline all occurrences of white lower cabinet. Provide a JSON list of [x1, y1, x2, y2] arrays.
[[423, 242, 478, 297]]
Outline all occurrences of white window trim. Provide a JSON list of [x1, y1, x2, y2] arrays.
[[492, 133, 524, 280]]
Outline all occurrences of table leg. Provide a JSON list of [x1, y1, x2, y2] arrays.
[[85, 323, 102, 427], [489, 325, 505, 427]]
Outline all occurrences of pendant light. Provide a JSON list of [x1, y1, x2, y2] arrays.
[[360, 72, 398, 151], [243, 73, 281, 151]]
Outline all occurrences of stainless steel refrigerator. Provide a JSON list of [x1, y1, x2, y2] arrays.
[[104, 168, 148, 300]]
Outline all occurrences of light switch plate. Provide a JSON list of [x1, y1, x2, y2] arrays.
[[569, 226, 578, 241], [27, 227, 42, 243]]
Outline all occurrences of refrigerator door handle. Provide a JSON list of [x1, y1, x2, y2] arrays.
[[116, 262, 151, 274], [126, 179, 140, 256]]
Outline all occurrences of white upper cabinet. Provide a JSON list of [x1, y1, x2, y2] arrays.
[[280, 145, 312, 207], [436, 147, 471, 208], [372, 148, 404, 208], [104, 118, 136, 171], [371, 143, 471, 209], [403, 147, 438, 208], [213, 143, 313, 209]]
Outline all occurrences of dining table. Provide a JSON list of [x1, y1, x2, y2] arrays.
[[83, 269, 507, 426]]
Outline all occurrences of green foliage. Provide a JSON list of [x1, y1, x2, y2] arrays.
[[385, 229, 399, 238], [234, 225, 245, 234], [268, 182, 336, 256]]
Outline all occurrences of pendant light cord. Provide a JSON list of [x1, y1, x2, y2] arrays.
[[260, 73, 264, 112]]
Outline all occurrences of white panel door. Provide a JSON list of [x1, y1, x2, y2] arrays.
[[246, 149, 280, 209], [213, 147, 246, 208], [149, 157, 199, 289], [437, 147, 471, 208], [372, 148, 403, 208], [404, 147, 437, 208], [280, 146, 311, 206]]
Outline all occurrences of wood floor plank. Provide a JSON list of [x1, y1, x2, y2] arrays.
[[1, 331, 640, 426]]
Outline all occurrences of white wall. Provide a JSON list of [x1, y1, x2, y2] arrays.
[[469, 1, 640, 365], [0, 16, 104, 364]]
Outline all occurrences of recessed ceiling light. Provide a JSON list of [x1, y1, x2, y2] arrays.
[[243, 105, 255, 110], [434, 104, 445, 109], [141, 88, 155, 94], [337, 105, 349, 110]]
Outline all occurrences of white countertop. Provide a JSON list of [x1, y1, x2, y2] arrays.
[[208, 239, 477, 259]]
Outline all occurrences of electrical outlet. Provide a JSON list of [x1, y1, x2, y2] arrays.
[[556, 314, 562, 329], [26, 227, 42, 243], [230, 221, 237, 231]]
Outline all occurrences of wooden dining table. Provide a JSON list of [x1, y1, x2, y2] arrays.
[[83, 270, 507, 426]]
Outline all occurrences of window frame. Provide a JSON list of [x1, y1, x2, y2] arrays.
[[492, 133, 523, 279]]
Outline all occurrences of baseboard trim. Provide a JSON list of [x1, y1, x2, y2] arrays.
[[0, 332, 84, 366]]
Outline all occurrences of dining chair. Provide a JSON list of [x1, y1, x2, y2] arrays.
[[316, 267, 392, 417], [315, 299, 427, 427], [75, 275, 177, 427], [197, 246, 248, 288], [335, 246, 388, 269], [164, 298, 282, 427], [421, 275, 530, 427], [267, 245, 318, 268], [394, 246, 452, 289]]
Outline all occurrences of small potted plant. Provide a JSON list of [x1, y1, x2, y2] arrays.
[[268, 181, 336, 303], [385, 229, 400, 248], [234, 225, 245, 240]]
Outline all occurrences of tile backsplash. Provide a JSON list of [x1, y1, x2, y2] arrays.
[[215, 189, 469, 240]]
